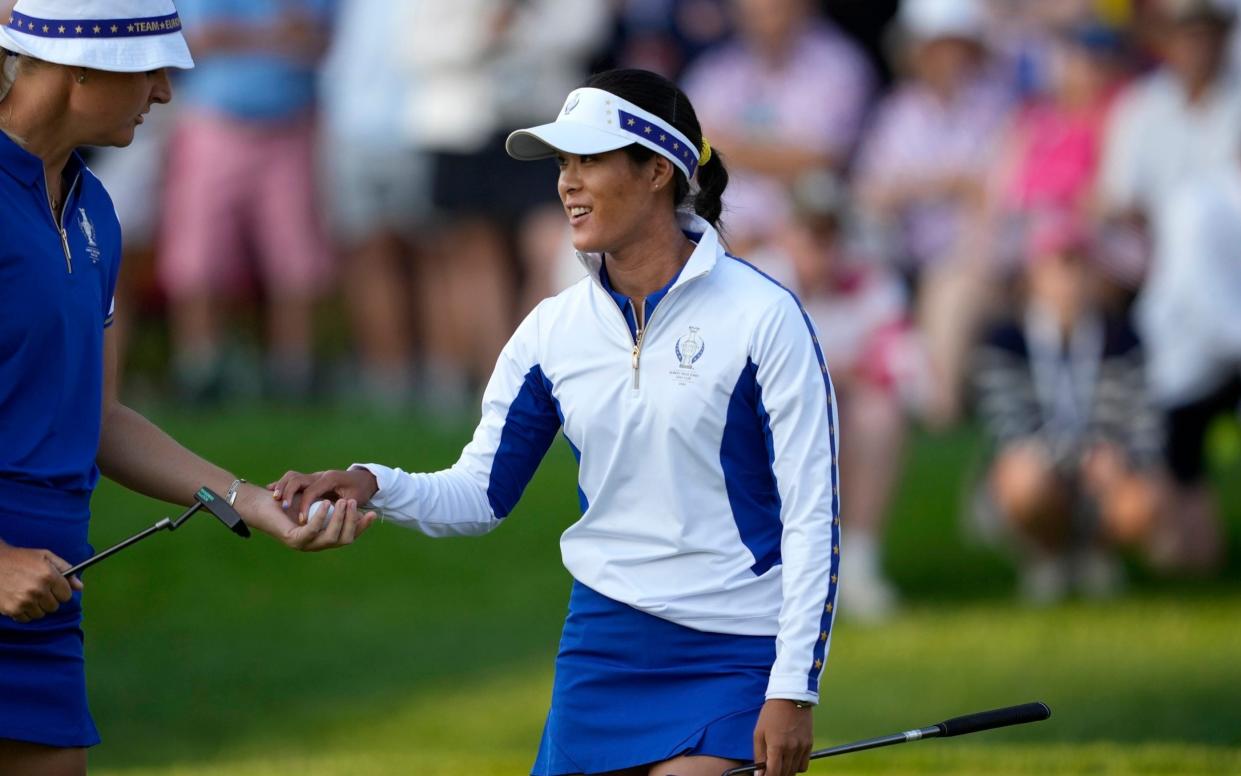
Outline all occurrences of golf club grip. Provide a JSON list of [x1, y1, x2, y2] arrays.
[[936, 702, 1050, 737]]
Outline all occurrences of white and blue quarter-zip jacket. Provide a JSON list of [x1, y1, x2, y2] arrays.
[[359, 213, 840, 703]]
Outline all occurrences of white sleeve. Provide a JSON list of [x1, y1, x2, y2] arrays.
[[751, 296, 841, 704], [1096, 85, 1145, 214], [354, 304, 563, 537]]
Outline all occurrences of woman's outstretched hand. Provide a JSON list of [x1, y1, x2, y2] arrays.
[[269, 468, 380, 524], [233, 479, 376, 552]]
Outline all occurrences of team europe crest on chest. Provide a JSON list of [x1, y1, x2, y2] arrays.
[[77, 208, 101, 263], [671, 326, 705, 385]]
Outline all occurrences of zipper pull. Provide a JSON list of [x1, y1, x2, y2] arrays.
[[59, 227, 73, 274], [631, 324, 646, 390]]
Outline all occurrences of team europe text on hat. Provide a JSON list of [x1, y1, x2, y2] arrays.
[[0, 0, 193, 72], [507, 87, 702, 180]]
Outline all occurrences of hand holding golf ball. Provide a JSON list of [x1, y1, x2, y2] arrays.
[[306, 499, 335, 528]]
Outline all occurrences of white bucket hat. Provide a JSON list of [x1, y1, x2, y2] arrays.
[[507, 87, 704, 180], [0, 0, 193, 72], [900, 0, 987, 43]]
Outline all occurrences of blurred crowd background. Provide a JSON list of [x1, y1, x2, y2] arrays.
[[20, 0, 1241, 618]]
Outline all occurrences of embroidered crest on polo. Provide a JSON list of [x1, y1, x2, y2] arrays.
[[77, 207, 101, 263], [506, 87, 701, 180], [0, 0, 194, 72], [674, 327, 705, 369]]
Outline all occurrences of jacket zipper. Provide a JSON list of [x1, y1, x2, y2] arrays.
[[45, 172, 80, 274], [631, 304, 647, 389], [628, 274, 705, 389], [590, 265, 708, 390]]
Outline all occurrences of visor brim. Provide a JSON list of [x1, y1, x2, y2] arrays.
[[506, 122, 635, 161]]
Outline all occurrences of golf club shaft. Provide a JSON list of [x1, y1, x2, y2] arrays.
[[61, 501, 204, 577], [722, 702, 1051, 776], [62, 518, 174, 577]]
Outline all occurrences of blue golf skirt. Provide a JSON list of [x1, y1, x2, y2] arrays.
[[0, 480, 99, 748], [533, 581, 775, 775]]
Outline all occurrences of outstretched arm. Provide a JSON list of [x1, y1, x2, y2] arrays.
[[96, 330, 372, 550], [274, 303, 565, 537]]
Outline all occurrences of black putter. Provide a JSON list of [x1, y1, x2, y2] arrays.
[[721, 701, 1051, 775], [63, 486, 250, 578]]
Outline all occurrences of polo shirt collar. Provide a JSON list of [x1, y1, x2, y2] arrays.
[[577, 210, 723, 289], [0, 129, 43, 185], [599, 254, 683, 322], [0, 129, 86, 188]]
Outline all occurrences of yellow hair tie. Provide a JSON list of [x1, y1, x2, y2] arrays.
[[698, 137, 712, 167]]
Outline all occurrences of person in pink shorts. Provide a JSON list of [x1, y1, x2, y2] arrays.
[[158, 0, 335, 401]]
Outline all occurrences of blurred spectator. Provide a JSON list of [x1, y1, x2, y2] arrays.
[[853, 0, 1011, 426], [88, 104, 177, 381], [985, 0, 1126, 99], [1134, 159, 1241, 572], [683, 0, 875, 250], [405, 0, 609, 399], [751, 172, 924, 621], [320, 0, 429, 410], [1096, 0, 1241, 226], [159, 0, 337, 402], [987, 19, 1127, 270], [600, 0, 732, 79], [971, 212, 1166, 602]]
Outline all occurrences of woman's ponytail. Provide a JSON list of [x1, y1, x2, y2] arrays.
[[693, 148, 729, 230]]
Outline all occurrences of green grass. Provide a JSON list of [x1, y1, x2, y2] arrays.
[[82, 405, 1241, 775]]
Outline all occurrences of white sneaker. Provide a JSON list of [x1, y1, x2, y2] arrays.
[[839, 572, 899, 623], [1018, 556, 1070, 605], [1072, 550, 1126, 600], [837, 532, 899, 623]]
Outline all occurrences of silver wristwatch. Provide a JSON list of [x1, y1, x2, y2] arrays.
[[226, 478, 246, 506]]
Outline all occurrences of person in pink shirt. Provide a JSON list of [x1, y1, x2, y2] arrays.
[[682, 0, 874, 251], [988, 21, 1128, 273]]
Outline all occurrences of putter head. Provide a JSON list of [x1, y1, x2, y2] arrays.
[[194, 486, 252, 538]]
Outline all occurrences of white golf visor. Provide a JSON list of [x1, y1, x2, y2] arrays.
[[0, 0, 193, 72], [506, 87, 701, 180]]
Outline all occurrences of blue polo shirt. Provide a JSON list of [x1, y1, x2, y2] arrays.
[[0, 131, 121, 514]]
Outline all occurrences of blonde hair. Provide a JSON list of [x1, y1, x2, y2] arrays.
[[0, 50, 14, 101]]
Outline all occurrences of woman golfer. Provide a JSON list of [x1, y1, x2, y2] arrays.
[[277, 68, 839, 776], [0, 2, 371, 772]]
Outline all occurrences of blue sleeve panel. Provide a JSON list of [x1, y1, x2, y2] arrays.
[[486, 364, 566, 519], [720, 358, 784, 576]]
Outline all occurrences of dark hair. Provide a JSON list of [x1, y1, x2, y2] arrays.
[[585, 68, 729, 230]]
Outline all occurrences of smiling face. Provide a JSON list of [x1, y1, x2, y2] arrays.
[[556, 148, 675, 254], [69, 67, 172, 147]]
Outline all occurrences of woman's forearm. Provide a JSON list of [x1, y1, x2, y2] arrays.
[[96, 401, 236, 506]]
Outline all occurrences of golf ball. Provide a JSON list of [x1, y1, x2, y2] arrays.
[[307, 499, 336, 525]]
